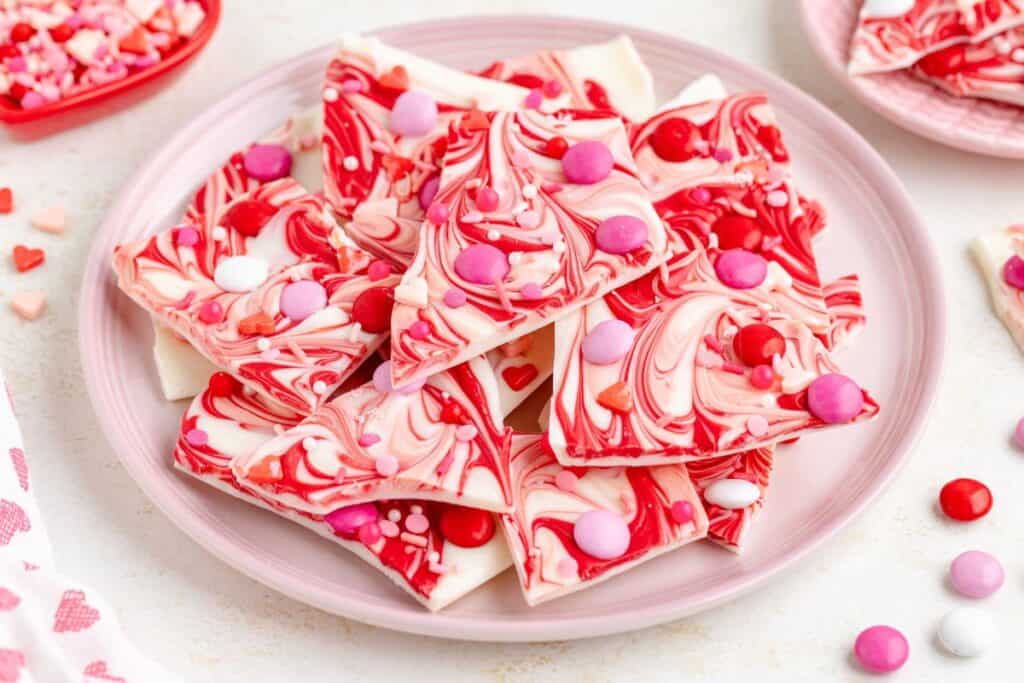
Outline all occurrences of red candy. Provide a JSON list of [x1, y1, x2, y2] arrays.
[[439, 506, 495, 548], [650, 117, 701, 162], [939, 478, 992, 522], [733, 324, 785, 367], [545, 136, 569, 159], [48, 24, 74, 43], [12, 245, 44, 273], [9, 23, 36, 43], [351, 286, 394, 334], [0, 44, 20, 60], [713, 215, 764, 252], [207, 372, 238, 397], [222, 199, 278, 238]]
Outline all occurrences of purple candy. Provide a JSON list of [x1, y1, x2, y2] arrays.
[[807, 373, 864, 424], [1003, 255, 1024, 290], [573, 509, 630, 560], [389, 91, 438, 137], [419, 175, 440, 209], [595, 215, 648, 255], [714, 249, 768, 289], [279, 280, 327, 322], [454, 244, 509, 285], [325, 503, 379, 535], [373, 361, 425, 395], [562, 140, 614, 185], [243, 144, 293, 182], [950, 550, 1004, 599], [581, 319, 634, 365]]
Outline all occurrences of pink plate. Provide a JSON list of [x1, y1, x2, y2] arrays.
[[79, 15, 944, 641], [800, 0, 1024, 159]]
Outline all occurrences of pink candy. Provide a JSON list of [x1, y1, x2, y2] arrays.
[[572, 509, 630, 560], [554, 470, 577, 492], [807, 373, 864, 424], [184, 428, 208, 447], [750, 365, 774, 389], [950, 550, 1004, 599], [595, 215, 648, 254], [243, 144, 293, 182], [408, 320, 430, 340], [198, 301, 223, 324], [372, 361, 425, 395], [367, 260, 392, 281], [279, 280, 327, 322], [670, 500, 695, 524], [454, 244, 509, 285], [389, 90, 438, 137], [427, 201, 449, 225], [581, 319, 634, 365], [524, 89, 543, 109], [325, 502, 379, 535], [1003, 255, 1024, 290], [854, 625, 909, 673], [714, 249, 768, 289], [476, 186, 499, 212], [443, 288, 467, 308], [542, 79, 563, 98], [174, 227, 200, 247], [562, 140, 613, 185], [418, 175, 440, 209]]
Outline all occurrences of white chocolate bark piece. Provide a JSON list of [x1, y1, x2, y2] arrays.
[[687, 448, 772, 553], [500, 433, 708, 606], [549, 250, 879, 466], [152, 323, 216, 401], [658, 74, 728, 111], [174, 374, 509, 611], [389, 109, 670, 388], [232, 356, 513, 514], [476, 35, 656, 122], [114, 178, 399, 414], [321, 33, 529, 222], [973, 224, 1024, 350], [911, 25, 1024, 106]]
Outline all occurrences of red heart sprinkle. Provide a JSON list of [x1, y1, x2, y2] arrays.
[[501, 364, 538, 392], [223, 199, 278, 237], [0, 188, 12, 214], [12, 246, 44, 273], [237, 312, 275, 336], [378, 65, 409, 90]]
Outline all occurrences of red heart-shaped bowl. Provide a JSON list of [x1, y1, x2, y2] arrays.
[[0, 0, 221, 129]]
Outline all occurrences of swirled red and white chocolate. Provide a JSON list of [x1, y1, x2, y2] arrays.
[[174, 371, 510, 611], [973, 223, 1024, 351], [911, 24, 1024, 104], [686, 448, 772, 552], [321, 33, 528, 234], [231, 355, 513, 514], [823, 274, 866, 353], [549, 250, 879, 466], [113, 178, 400, 414], [388, 108, 670, 388], [475, 35, 656, 122], [847, 0, 1024, 76], [500, 433, 708, 606]]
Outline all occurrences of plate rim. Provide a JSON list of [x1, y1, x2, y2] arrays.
[[797, 0, 1024, 160], [78, 13, 946, 642]]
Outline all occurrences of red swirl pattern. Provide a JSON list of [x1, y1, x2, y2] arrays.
[[232, 356, 514, 514], [113, 178, 399, 414], [823, 274, 866, 352], [911, 24, 1024, 103], [389, 108, 670, 387], [549, 251, 879, 466], [500, 433, 708, 606], [686, 448, 773, 551]]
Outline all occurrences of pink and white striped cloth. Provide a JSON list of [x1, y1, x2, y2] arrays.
[[0, 368, 178, 683]]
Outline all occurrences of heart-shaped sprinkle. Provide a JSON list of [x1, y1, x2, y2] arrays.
[[501, 364, 538, 391], [238, 312, 275, 336], [596, 381, 632, 413], [378, 65, 409, 90], [10, 291, 46, 321], [12, 245, 44, 272]]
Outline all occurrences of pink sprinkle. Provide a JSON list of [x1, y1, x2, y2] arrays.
[[520, 282, 543, 300], [443, 288, 467, 308], [712, 147, 733, 163], [746, 415, 769, 437], [750, 365, 774, 389], [408, 320, 430, 340], [671, 500, 695, 524], [543, 79, 563, 98], [185, 429, 208, 447], [358, 521, 382, 545], [516, 210, 541, 229], [6, 57, 26, 73], [20, 92, 46, 110], [401, 532, 428, 547], [722, 362, 745, 375], [436, 453, 454, 475], [557, 557, 578, 578], [375, 454, 399, 477], [511, 150, 532, 168], [358, 433, 381, 447], [379, 519, 400, 538], [555, 470, 577, 492], [174, 226, 200, 247], [703, 335, 724, 353], [405, 513, 430, 534], [524, 88, 543, 109], [476, 186, 499, 212], [341, 78, 364, 93], [765, 190, 789, 207], [691, 187, 711, 205], [198, 301, 223, 324], [455, 424, 478, 441], [367, 260, 392, 281], [427, 201, 449, 225], [461, 211, 483, 224]]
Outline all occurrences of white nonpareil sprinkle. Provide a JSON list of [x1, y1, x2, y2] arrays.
[[302, 437, 317, 452], [522, 184, 538, 199], [313, 380, 327, 394], [487, 229, 500, 241], [323, 87, 339, 102], [343, 156, 359, 171], [256, 337, 271, 351], [508, 251, 523, 265], [211, 226, 227, 241]]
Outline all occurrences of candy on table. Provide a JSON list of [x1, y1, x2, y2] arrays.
[[9, 290, 46, 321], [113, 177, 401, 414], [912, 23, 1024, 105], [822, 274, 866, 352], [11, 244, 44, 272], [475, 35, 657, 122], [30, 205, 66, 234], [847, 0, 1024, 76], [0, 187, 13, 213], [388, 108, 670, 388], [938, 607, 997, 657], [231, 355, 514, 515], [320, 33, 529, 224], [0, 0, 207, 110], [686, 447, 772, 552], [949, 550, 1004, 598], [971, 223, 1024, 351], [499, 433, 708, 606], [853, 624, 910, 673], [938, 477, 992, 521], [548, 250, 879, 467], [173, 372, 511, 611]]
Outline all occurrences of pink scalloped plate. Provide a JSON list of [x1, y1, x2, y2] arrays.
[[79, 15, 944, 641], [800, 0, 1024, 158]]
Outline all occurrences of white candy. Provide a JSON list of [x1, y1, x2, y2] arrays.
[[939, 607, 997, 658], [213, 256, 270, 292], [703, 479, 759, 509], [861, 0, 915, 18]]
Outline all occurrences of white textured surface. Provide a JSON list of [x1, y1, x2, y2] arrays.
[[0, 1, 1022, 680]]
